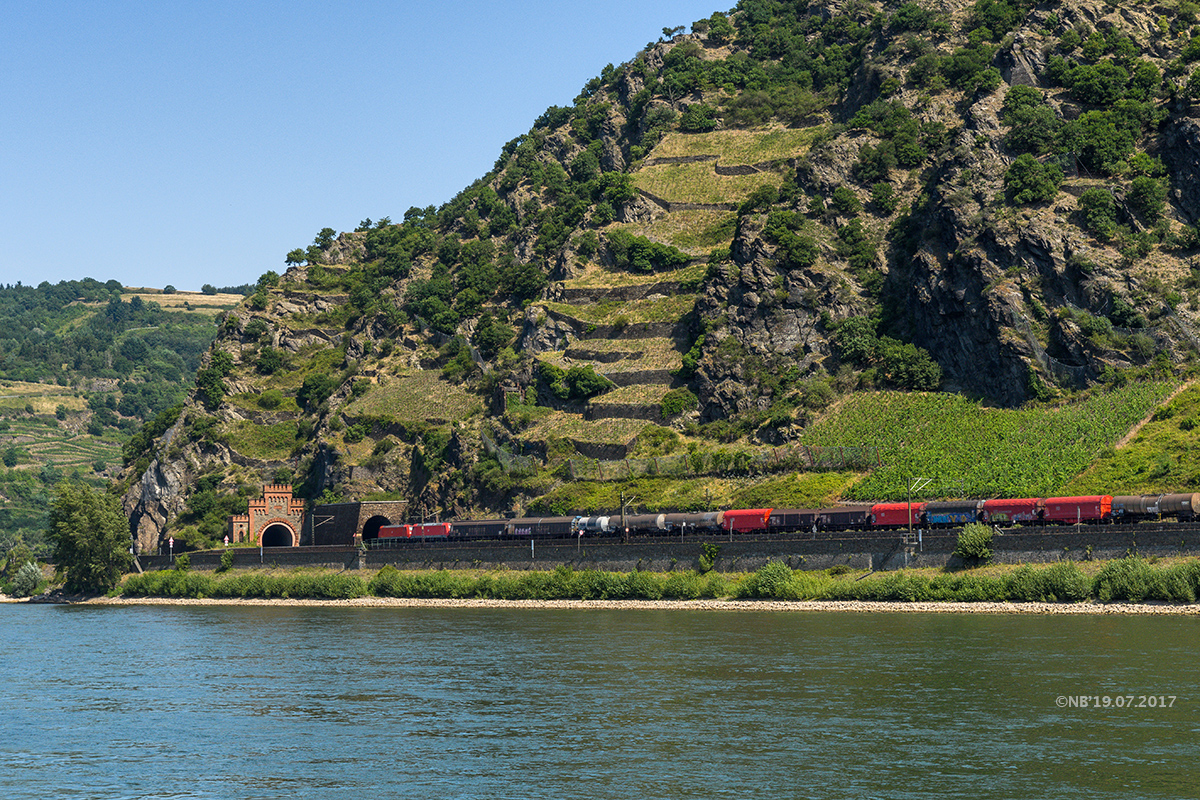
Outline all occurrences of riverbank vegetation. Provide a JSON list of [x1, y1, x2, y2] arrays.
[[115, 555, 1200, 605]]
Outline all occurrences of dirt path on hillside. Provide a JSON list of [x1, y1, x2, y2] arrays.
[[1114, 379, 1195, 449]]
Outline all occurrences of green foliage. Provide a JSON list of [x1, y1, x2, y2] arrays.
[[124, 569, 368, 600], [297, 372, 340, 411], [1078, 188, 1117, 240], [661, 388, 699, 418], [1092, 557, 1200, 603], [122, 404, 183, 466], [870, 182, 898, 214], [11, 561, 42, 597], [258, 389, 283, 409], [472, 312, 514, 358], [1003, 563, 1090, 602], [831, 185, 862, 216], [256, 347, 285, 375], [1128, 176, 1168, 223], [835, 317, 941, 390], [605, 229, 690, 273], [539, 362, 614, 401], [1003, 154, 1062, 205], [45, 481, 132, 593], [953, 522, 994, 564]]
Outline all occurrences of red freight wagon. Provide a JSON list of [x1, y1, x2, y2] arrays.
[[721, 508, 772, 533], [980, 498, 1043, 525], [1043, 496, 1112, 524], [870, 502, 926, 528]]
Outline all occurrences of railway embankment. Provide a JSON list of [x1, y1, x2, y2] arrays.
[[136, 523, 1200, 574]]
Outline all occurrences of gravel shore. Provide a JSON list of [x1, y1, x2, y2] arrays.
[[22, 595, 1200, 614]]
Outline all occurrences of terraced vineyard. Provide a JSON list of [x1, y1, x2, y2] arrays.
[[801, 382, 1179, 501]]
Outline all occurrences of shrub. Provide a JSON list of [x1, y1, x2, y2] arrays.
[[258, 389, 283, 409], [1093, 557, 1161, 602], [954, 522, 994, 564], [1079, 188, 1117, 240], [737, 560, 796, 599], [218, 549, 234, 573], [661, 388, 699, 418], [663, 571, 705, 599], [1004, 154, 1062, 205], [11, 561, 41, 597]]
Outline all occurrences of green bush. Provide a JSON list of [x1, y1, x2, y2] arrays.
[[954, 523, 994, 564], [1004, 154, 1062, 205], [11, 562, 42, 597], [256, 389, 282, 410], [661, 388, 699, 418], [1092, 558, 1199, 603]]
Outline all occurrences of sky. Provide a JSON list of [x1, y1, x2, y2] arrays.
[[2, 0, 723, 292]]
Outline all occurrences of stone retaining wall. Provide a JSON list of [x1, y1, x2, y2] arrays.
[[141, 526, 1200, 575]]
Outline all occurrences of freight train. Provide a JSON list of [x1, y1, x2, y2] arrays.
[[369, 492, 1199, 544]]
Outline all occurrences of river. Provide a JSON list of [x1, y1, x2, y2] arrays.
[[0, 604, 1195, 799]]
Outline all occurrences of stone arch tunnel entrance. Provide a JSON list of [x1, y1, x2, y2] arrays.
[[261, 523, 296, 548], [361, 515, 392, 544]]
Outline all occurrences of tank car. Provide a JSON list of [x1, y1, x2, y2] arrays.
[[1159, 493, 1200, 521], [573, 516, 612, 536], [661, 512, 721, 532]]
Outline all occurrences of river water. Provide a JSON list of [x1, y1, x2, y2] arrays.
[[1, 604, 1195, 799]]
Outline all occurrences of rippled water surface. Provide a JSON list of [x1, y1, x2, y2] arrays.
[[1, 604, 1196, 799]]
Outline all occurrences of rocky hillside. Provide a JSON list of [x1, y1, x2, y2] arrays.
[[123, 0, 1200, 551]]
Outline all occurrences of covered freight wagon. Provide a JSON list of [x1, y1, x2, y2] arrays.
[[870, 502, 926, 528], [768, 508, 824, 533], [979, 498, 1043, 525], [816, 507, 871, 531], [504, 516, 578, 538], [721, 509, 772, 533], [1043, 496, 1112, 524], [923, 501, 981, 527], [449, 519, 508, 539]]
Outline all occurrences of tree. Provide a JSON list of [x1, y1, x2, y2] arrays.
[[1128, 175, 1168, 223], [1004, 154, 1062, 205], [1079, 188, 1117, 239], [45, 481, 132, 593]]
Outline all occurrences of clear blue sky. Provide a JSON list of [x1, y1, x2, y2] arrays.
[[2, 0, 721, 292]]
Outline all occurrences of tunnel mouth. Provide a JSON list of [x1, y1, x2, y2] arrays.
[[261, 523, 295, 548], [361, 515, 392, 543]]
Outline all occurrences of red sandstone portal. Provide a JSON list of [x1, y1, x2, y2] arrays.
[[228, 484, 305, 546]]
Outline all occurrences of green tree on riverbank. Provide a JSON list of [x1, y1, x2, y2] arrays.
[[46, 482, 132, 593]]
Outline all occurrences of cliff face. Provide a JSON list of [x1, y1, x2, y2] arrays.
[[123, 0, 1200, 546]]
